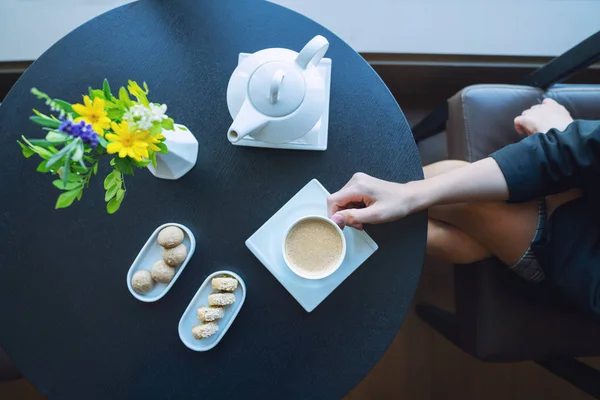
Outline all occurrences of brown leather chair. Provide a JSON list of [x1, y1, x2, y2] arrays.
[[417, 83, 600, 399]]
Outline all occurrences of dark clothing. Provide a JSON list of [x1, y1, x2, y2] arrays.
[[491, 120, 600, 315]]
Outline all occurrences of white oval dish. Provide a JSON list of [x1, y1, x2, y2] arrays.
[[126, 223, 196, 302], [178, 270, 246, 351]]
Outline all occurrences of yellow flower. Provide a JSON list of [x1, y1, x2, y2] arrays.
[[140, 131, 164, 152], [105, 121, 149, 161], [72, 95, 111, 136], [127, 80, 149, 106]]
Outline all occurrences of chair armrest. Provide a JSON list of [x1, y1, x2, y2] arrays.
[[446, 84, 543, 162], [446, 84, 600, 162]]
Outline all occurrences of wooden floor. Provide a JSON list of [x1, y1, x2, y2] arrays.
[[2, 258, 598, 400]]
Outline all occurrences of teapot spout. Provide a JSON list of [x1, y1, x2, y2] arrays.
[[227, 101, 269, 143]]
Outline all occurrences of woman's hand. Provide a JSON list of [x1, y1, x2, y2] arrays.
[[514, 98, 573, 136], [328, 158, 510, 230], [327, 173, 418, 230]]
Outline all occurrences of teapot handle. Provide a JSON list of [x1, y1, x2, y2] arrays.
[[296, 35, 329, 69]]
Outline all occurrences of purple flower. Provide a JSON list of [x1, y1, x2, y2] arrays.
[[59, 119, 99, 148]]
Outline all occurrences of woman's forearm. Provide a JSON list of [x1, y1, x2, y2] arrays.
[[410, 157, 509, 212]]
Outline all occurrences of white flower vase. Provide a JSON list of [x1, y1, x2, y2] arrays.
[[147, 124, 198, 180]]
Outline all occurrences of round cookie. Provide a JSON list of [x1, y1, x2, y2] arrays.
[[131, 270, 154, 294], [151, 260, 175, 283], [157, 226, 184, 249], [197, 306, 225, 322], [211, 276, 238, 292], [208, 292, 236, 306], [163, 243, 187, 266], [192, 322, 219, 339]]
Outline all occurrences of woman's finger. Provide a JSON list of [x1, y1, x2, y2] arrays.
[[514, 116, 527, 135], [514, 116, 536, 135], [327, 186, 370, 217], [542, 97, 557, 105], [332, 206, 380, 229]]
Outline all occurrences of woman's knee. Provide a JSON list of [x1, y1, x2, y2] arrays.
[[427, 220, 491, 264]]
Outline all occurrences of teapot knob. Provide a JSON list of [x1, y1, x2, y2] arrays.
[[269, 70, 285, 104]]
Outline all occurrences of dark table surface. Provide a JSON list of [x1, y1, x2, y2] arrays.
[[0, 0, 426, 398]]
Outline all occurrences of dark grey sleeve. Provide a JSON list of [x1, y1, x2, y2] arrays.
[[490, 120, 600, 202]]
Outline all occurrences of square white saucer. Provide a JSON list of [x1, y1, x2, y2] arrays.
[[232, 53, 331, 151], [245, 179, 378, 312]]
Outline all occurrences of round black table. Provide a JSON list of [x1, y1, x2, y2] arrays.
[[0, 1, 426, 398]]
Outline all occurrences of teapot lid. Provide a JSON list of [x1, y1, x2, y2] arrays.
[[248, 61, 305, 117]]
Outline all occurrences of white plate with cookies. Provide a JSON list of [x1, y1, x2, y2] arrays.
[[127, 223, 196, 302], [178, 271, 246, 351]]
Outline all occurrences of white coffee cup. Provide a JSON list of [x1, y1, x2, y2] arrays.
[[282, 215, 346, 280]]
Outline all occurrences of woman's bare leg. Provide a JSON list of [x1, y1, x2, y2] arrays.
[[424, 161, 491, 263], [425, 160, 580, 266], [427, 219, 492, 264]]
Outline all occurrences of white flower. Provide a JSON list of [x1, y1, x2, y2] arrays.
[[122, 104, 169, 130], [123, 109, 133, 122], [137, 118, 153, 130], [149, 103, 168, 121]]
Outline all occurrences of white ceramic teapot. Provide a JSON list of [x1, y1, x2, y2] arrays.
[[226, 35, 329, 144]]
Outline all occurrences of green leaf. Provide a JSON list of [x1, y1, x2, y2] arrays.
[[103, 171, 116, 189], [72, 141, 84, 162], [151, 151, 157, 168], [53, 99, 74, 116], [45, 140, 76, 168], [21, 137, 54, 159], [118, 87, 132, 107], [92, 162, 98, 175], [177, 125, 186, 131], [157, 142, 168, 154], [150, 123, 162, 135], [36, 160, 52, 172], [98, 136, 108, 148], [109, 158, 116, 166], [30, 116, 60, 128], [104, 100, 117, 108], [114, 157, 134, 176], [32, 109, 48, 118], [67, 173, 83, 182], [90, 89, 105, 100], [28, 139, 65, 147], [107, 108, 124, 120], [103, 79, 112, 100], [72, 165, 88, 173], [46, 131, 68, 142], [55, 188, 80, 209], [18, 141, 35, 158], [105, 184, 118, 202], [116, 188, 125, 202], [161, 118, 174, 130], [106, 196, 122, 214], [62, 152, 72, 187], [138, 159, 151, 167], [77, 190, 83, 201], [53, 180, 82, 190]]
